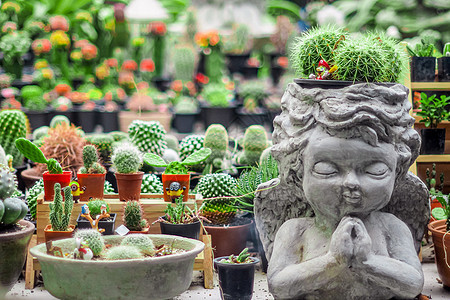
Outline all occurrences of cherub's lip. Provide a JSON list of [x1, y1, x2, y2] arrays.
[[342, 191, 362, 204]]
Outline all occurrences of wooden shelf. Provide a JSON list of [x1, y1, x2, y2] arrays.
[[411, 82, 450, 91], [415, 155, 450, 163]]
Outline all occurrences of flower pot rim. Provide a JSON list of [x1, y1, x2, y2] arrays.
[[0, 219, 35, 241], [428, 219, 450, 235], [293, 78, 398, 88], [44, 224, 75, 233], [43, 170, 72, 176], [114, 171, 144, 175], [214, 256, 260, 266], [204, 219, 253, 230], [77, 172, 106, 177], [159, 218, 200, 225]]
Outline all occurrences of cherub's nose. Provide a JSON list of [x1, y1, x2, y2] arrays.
[[343, 170, 360, 189]]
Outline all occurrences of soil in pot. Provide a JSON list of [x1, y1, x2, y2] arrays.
[[159, 220, 201, 240], [204, 217, 252, 257]]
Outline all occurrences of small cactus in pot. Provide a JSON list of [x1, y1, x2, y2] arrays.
[[122, 200, 149, 232], [44, 183, 75, 242], [77, 145, 106, 202]]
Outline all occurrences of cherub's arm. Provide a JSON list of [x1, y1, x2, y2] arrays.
[[268, 218, 353, 299], [352, 215, 423, 299]]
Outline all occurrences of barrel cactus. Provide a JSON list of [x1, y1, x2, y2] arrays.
[[105, 245, 144, 260], [197, 173, 237, 224], [237, 125, 270, 166], [32, 126, 49, 141], [128, 120, 167, 156], [74, 229, 105, 256], [121, 234, 155, 256], [0, 165, 28, 227], [179, 135, 205, 167], [122, 200, 148, 231], [86, 134, 115, 164], [141, 173, 163, 194], [49, 115, 70, 128], [0, 109, 28, 167], [111, 143, 143, 174]]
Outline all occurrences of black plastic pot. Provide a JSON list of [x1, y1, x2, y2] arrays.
[[226, 53, 250, 75], [201, 104, 237, 129], [151, 77, 172, 92], [421, 128, 446, 154], [74, 109, 97, 133], [236, 108, 267, 128], [159, 220, 201, 240], [76, 213, 116, 235], [173, 112, 199, 133], [99, 111, 120, 132], [270, 65, 285, 86], [24, 110, 49, 131], [241, 66, 260, 79], [411, 56, 436, 82], [438, 57, 450, 82], [214, 256, 260, 300]]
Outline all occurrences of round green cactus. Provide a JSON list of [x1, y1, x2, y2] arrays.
[[123, 201, 147, 231], [86, 134, 115, 163], [79, 145, 106, 174], [141, 174, 163, 194], [74, 229, 105, 256], [204, 124, 228, 173], [87, 198, 110, 217], [111, 143, 143, 174], [165, 134, 179, 152], [0, 109, 28, 167], [0, 197, 28, 225], [128, 120, 167, 157], [32, 126, 49, 141], [121, 234, 155, 256], [179, 135, 205, 172], [104, 245, 144, 260], [237, 125, 270, 166], [50, 115, 70, 128], [0, 165, 15, 199]]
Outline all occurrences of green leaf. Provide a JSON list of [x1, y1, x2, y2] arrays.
[[15, 138, 48, 164], [182, 148, 212, 166], [143, 153, 168, 168]]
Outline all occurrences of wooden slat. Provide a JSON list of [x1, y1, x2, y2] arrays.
[[410, 82, 450, 91], [25, 235, 37, 289]]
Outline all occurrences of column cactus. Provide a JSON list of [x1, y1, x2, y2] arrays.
[[48, 183, 74, 231], [237, 125, 270, 166], [203, 124, 228, 173], [173, 46, 196, 82], [0, 110, 29, 167], [123, 201, 148, 231]]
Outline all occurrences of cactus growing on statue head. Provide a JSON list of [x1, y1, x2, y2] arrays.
[[237, 125, 270, 166], [128, 120, 167, 156], [123, 200, 148, 231], [15, 137, 63, 174], [0, 109, 28, 167], [78, 145, 106, 174], [49, 183, 74, 231], [111, 143, 143, 174], [203, 124, 228, 173], [121, 234, 155, 256], [144, 148, 211, 174], [74, 229, 105, 256], [173, 46, 196, 82]]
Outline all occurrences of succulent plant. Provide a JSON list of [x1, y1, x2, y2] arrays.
[[32, 126, 49, 141], [78, 145, 106, 174], [121, 234, 155, 256], [179, 135, 205, 172], [49, 115, 70, 128], [109, 131, 128, 142], [164, 135, 179, 152], [26, 179, 44, 220], [0, 109, 28, 167], [173, 46, 196, 82], [237, 125, 270, 166], [128, 120, 167, 157], [141, 173, 163, 194], [144, 148, 211, 175], [203, 124, 228, 173], [201, 83, 232, 108], [86, 198, 110, 218], [104, 180, 115, 194], [174, 96, 198, 114], [239, 80, 268, 104], [86, 134, 115, 164], [74, 229, 105, 256], [49, 183, 74, 231], [0, 165, 28, 227], [111, 143, 143, 174], [197, 173, 237, 224], [15, 137, 63, 174], [224, 24, 250, 54], [22, 85, 46, 111], [104, 245, 144, 260], [123, 200, 148, 231]]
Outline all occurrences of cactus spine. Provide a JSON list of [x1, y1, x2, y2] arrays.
[[123, 200, 148, 231], [128, 120, 167, 156], [49, 183, 74, 231], [237, 125, 270, 166], [74, 229, 105, 256], [105, 245, 144, 260], [111, 143, 143, 174], [0, 109, 28, 167], [141, 173, 163, 193]]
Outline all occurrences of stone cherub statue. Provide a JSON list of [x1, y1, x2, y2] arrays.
[[254, 82, 430, 299]]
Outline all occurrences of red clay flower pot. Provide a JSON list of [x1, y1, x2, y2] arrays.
[[43, 171, 72, 201], [204, 219, 252, 257], [162, 173, 190, 203], [428, 219, 450, 288], [115, 171, 144, 201], [44, 224, 75, 243], [77, 173, 106, 202]]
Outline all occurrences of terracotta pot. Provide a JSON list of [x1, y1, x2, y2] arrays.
[[0, 220, 35, 297], [43, 171, 72, 201], [428, 219, 450, 287], [77, 173, 106, 202], [44, 224, 75, 243], [115, 172, 144, 201], [204, 220, 252, 257], [162, 173, 190, 203]]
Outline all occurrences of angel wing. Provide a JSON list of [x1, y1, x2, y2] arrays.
[[381, 171, 430, 253], [254, 178, 314, 260]]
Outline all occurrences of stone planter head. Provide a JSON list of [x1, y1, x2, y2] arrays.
[[254, 82, 430, 299]]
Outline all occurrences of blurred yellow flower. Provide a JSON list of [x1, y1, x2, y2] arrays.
[[41, 68, 54, 79], [50, 30, 70, 48], [1, 2, 20, 13]]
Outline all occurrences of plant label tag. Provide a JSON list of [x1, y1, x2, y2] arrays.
[[115, 225, 130, 236]]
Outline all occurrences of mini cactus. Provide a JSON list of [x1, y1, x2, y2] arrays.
[[121, 234, 155, 256], [144, 148, 211, 175], [197, 173, 237, 224], [111, 143, 143, 174], [50, 115, 70, 128], [32, 126, 49, 141], [0, 197, 28, 226], [203, 124, 228, 173], [26, 179, 44, 220], [237, 125, 270, 166], [104, 245, 144, 260], [128, 120, 167, 157], [79, 145, 106, 174], [49, 183, 74, 231], [104, 180, 115, 194], [86, 198, 110, 218], [109, 131, 128, 142], [243, 97, 257, 113], [15, 137, 63, 174], [0, 109, 28, 167], [173, 46, 196, 82], [74, 229, 105, 256], [179, 135, 205, 172], [165, 135, 179, 152], [141, 173, 163, 194], [123, 201, 148, 231], [0, 165, 16, 199], [201, 83, 231, 108], [174, 97, 198, 114], [224, 24, 250, 54], [85, 134, 115, 163]]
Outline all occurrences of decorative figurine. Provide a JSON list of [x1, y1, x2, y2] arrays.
[[314, 59, 337, 80], [254, 83, 429, 299], [165, 181, 186, 202], [46, 241, 63, 257], [70, 180, 85, 203], [80, 204, 110, 233], [74, 237, 94, 260]]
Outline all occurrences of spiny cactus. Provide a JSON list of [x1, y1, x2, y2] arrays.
[[0, 109, 28, 167], [49, 115, 70, 128], [111, 143, 143, 174], [123, 201, 148, 231], [224, 24, 250, 54], [79, 145, 106, 174], [49, 183, 74, 231], [109, 131, 128, 142], [173, 46, 196, 82], [237, 125, 270, 166], [26, 179, 44, 220], [121, 234, 155, 256], [0, 145, 6, 166], [128, 120, 167, 156], [179, 135, 205, 172], [15, 137, 63, 174], [197, 173, 237, 224], [165, 135, 179, 152], [141, 173, 163, 194], [243, 97, 257, 113], [32, 126, 49, 141], [86, 198, 110, 218], [203, 124, 228, 173], [104, 245, 144, 260], [74, 229, 105, 256], [104, 180, 115, 194], [86, 134, 115, 163], [0, 165, 15, 199], [174, 97, 198, 114], [201, 83, 231, 108], [291, 25, 347, 78]]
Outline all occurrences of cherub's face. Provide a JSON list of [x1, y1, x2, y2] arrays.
[[302, 128, 397, 222]]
